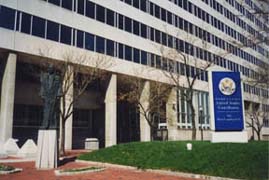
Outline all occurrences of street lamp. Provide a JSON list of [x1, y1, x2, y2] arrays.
[[199, 106, 204, 141]]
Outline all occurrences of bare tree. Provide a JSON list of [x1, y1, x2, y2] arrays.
[[118, 75, 171, 140], [39, 50, 113, 155], [160, 35, 213, 140]]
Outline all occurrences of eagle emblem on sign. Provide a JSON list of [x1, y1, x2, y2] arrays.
[[219, 77, 236, 95]]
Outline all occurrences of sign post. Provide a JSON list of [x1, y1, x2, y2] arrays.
[[208, 71, 248, 143]]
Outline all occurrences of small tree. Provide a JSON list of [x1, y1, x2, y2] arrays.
[[39, 50, 113, 155], [246, 111, 267, 141], [118, 75, 171, 140]]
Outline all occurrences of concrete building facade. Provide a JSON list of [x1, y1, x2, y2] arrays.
[[0, 0, 268, 149]]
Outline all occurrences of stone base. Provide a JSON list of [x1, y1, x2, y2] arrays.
[[210, 131, 248, 143], [35, 130, 58, 169], [17, 139, 37, 158]]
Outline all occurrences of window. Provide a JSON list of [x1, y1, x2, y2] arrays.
[[140, 23, 147, 38], [16, 11, 20, 31], [106, 39, 114, 56], [62, 0, 73, 10], [133, 48, 140, 63], [77, 0, 85, 15], [125, 17, 132, 33], [32, 16, 45, 38], [118, 14, 124, 29], [106, 9, 114, 26], [141, 50, 147, 65], [85, 32, 94, 50], [96, 36, 105, 53], [155, 30, 160, 43], [21, 13, 31, 34], [133, 0, 139, 8], [46, 20, 59, 41], [76, 30, 84, 48], [96, 5, 105, 23], [60, 25, 71, 45], [0, 6, 15, 30], [86, 1, 95, 18], [140, 0, 147, 11], [118, 43, 124, 59], [133, 20, 139, 35], [48, 0, 60, 6], [125, 45, 132, 61]]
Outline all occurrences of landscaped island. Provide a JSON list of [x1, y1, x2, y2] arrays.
[[78, 141, 269, 180]]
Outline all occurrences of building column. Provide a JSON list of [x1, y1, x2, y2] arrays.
[[140, 81, 151, 141], [105, 74, 117, 147], [62, 66, 73, 150], [166, 88, 178, 141], [0, 53, 17, 142], [193, 92, 200, 140]]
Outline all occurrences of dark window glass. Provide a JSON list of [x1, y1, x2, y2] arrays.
[[106, 9, 114, 26], [150, 2, 154, 15], [133, 0, 139, 8], [76, 30, 84, 48], [167, 12, 172, 24], [96, 5, 105, 23], [78, 0, 85, 15], [21, 13, 31, 34], [48, 0, 60, 6], [125, 17, 132, 33], [140, 0, 147, 11], [156, 56, 161, 69], [62, 0, 73, 10], [168, 35, 173, 48], [86, 1, 95, 18], [125, 0, 132, 5], [125, 45, 132, 61], [155, 5, 160, 18], [96, 36, 105, 53], [140, 23, 147, 38], [119, 43, 124, 59], [133, 48, 140, 63], [106, 39, 114, 56], [0, 6, 15, 30], [141, 50, 147, 65], [150, 28, 154, 41], [133, 20, 139, 35], [161, 8, 166, 21], [119, 14, 124, 29], [155, 30, 161, 43], [32, 16, 45, 38], [161, 32, 167, 46], [150, 54, 155, 67], [46, 20, 59, 41], [60, 25, 71, 45], [85, 32, 94, 50]]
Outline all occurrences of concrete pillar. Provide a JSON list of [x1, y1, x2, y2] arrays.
[[62, 66, 73, 150], [0, 53, 17, 142], [166, 88, 178, 141], [105, 74, 117, 147], [193, 92, 200, 140], [140, 81, 151, 141]]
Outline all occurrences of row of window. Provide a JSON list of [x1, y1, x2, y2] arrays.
[[121, 0, 268, 62], [0, 5, 209, 82], [41, 0, 265, 80], [243, 83, 269, 98]]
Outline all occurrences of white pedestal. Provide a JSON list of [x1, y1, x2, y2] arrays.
[[17, 139, 37, 158], [35, 130, 58, 169], [210, 131, 248, 143]]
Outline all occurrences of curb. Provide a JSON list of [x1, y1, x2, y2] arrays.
[[55, 167, 105, 176], [0, 158, 35, 163], [76, 160, 240, 180], [0, 168, 23, 175]]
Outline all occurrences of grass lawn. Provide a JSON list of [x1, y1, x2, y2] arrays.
[[78, 141, 269, 180]]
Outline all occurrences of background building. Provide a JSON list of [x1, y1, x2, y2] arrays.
[[0, 0, 268, 150]]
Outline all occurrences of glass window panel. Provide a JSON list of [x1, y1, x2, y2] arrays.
[[85, 32, 94, 50], [106, 9, 114, 26], [86, 1, 95, 18], [125, 17, 132, 33], [96, 36, 105, 53], [141, 50, 147, 65], [155, 30, 161, 43], [96, 5, 105, 23], [125, 45, 132, 61], [76, 30, 84, 48], [133, 20, 139, 35], [78, 0, 85, 15], [32, 16, 45, 38], [0, 6, 15, 30], [21, 13, 31, 34], [48, 0, 60, 6], [118, 43, 124, 59], [106, 39, 114, 56], [133, 0, 139, 8], [60, 25, 72, 45], [46, 20, 59, 41], [62, 0, 73, 10], [16, 11, 20, 31], [140, 0, 147, 11], [133, 48, 140, 63], [140, 23, 147, 38], [118, 14, 124, 29]]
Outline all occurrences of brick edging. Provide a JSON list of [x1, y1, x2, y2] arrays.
[[75, 160, 240, 180]]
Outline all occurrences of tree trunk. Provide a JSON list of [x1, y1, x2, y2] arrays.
[[189, 100, 196, 140], [257, 132, 261, 141], [59, 118, 66, 156]]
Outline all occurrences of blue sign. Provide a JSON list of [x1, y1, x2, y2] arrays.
[[212, 72, 244, 131]]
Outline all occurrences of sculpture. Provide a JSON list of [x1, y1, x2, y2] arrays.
[[40, 65, 62, 129]]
